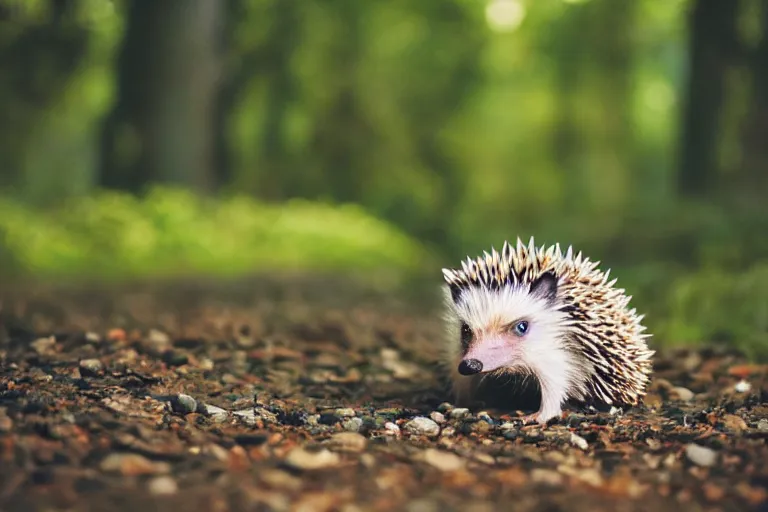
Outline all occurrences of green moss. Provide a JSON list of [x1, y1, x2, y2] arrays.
[[0, 187, 432, 284]]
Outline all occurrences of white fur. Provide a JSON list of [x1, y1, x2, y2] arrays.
[[442, 284, 591, 424]]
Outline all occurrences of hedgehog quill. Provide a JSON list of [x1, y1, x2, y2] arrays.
[[441, 238, 654, 426]]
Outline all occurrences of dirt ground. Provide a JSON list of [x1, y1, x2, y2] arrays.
[[0, 275, 766, 512]]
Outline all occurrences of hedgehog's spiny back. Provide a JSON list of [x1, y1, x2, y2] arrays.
[[442, 237, 654, 407]]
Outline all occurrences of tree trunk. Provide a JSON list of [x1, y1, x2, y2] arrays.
[[100, 0, 222, 194], [677, 0, 740, 197], [739, 2, 768, 198], [0, 0, 88, 194]]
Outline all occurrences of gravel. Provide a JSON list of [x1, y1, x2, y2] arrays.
[[404, 417, 441, 437], [0, 277, 766, 511]]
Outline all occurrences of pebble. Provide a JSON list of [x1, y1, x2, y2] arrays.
[[419, 448, 465, 471], [79, 358, 104, 376], [429, 411, 446, 424], [570, 433, 589, 450], [202, 404, 229, 423], [325, 432, 367, 452], [233, 407, 277, 426], [334, 408, 356, 418], [734, 380, 751, 393], [722, 414, 747, 433], [436, 403, 453, 413], [440, 426, 456, 437], [233, 409, 257, 425], [284, 447, 341, 470], [147, 329, 172, 350], [148, 476, 178, 496], [31, 336, 57, 355], [531, 468, 563, 486], [170, 394, 197, 414], [685, 443, 717, 467], [404, 417, 440, 438], [449, 408, 470, 419], [342, 417, 364, 432], [757, 419, 768, 432], [671, 387, 695, 402], [383, 422, 400, 436], [100, 453, 171, 476]]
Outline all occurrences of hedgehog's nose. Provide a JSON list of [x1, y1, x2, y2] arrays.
[[458, 358, 483, 375]]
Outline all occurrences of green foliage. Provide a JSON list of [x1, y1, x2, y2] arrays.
[[0, 187, 432, 284], [2, 0, 768, 359], [656, 264, 768, 360]]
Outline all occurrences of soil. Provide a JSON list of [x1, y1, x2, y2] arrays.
[[0, 275, 766, 512]]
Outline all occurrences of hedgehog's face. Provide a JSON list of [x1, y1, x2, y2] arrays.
[[444, 271, 569, 376]]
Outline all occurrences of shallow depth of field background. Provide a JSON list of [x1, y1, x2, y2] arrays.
[[0, 0, 767, 358]]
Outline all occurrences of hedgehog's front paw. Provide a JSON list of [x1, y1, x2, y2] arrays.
[[519, 413, 541, 425], [520, 408, 562, 426]]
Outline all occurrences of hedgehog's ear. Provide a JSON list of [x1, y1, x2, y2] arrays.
[[442, 269, 463, 303], [530, 271, 558, 303], [448, 283, 462, 303]]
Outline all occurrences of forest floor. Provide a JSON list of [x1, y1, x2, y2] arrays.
[[0, 276, 766, 512]]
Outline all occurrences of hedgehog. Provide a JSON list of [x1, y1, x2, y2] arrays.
[[440, 237, 654, 425]]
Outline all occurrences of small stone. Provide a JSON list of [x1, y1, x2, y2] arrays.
[[342, 417, 364, 432], [437, 403, 453, 413], [449, 408, 470, 419], [233, 407, 277, 426], [419, 448, 465, 471], [383, 422, 400, 436], [78, 358, 104, 376], [473, 452, 495, 465], [284, 447, 340, 470], [757, 419, 768, 432], [85, 332, 101, 343], [100, 453, 170, 476], [233, 409, 257, 426], [570, 433, 589, 450], [685, 444, 717, 467], [147, 329, 172, 350], [148, 476, 178, 496], [722, 414, 747, 433], [477, 411, 493, 423], [671, 387, 694, 402], [198, 357, 214, 371], [31, 336, 57, 355], [404, 417, 440, 438], [430, 411, 446, 424], [440, 426, 456, 437], [170, 394, 197, 414], [334, 408, 356, 418], [260, 469, 303, 491], [325, 432, 367, 453], [734, 380, 752, 393], [202, 404, 229, 423], [530, 469, 563, 486]]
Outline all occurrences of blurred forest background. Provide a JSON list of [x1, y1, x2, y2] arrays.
[[1, 0, 768, 358]]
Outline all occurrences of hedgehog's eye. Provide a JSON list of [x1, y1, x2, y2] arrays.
[[512, 320, 529, 337], [460, 321, 473, 348]]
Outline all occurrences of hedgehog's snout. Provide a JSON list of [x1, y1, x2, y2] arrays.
[[458, 358, 483, 375]]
